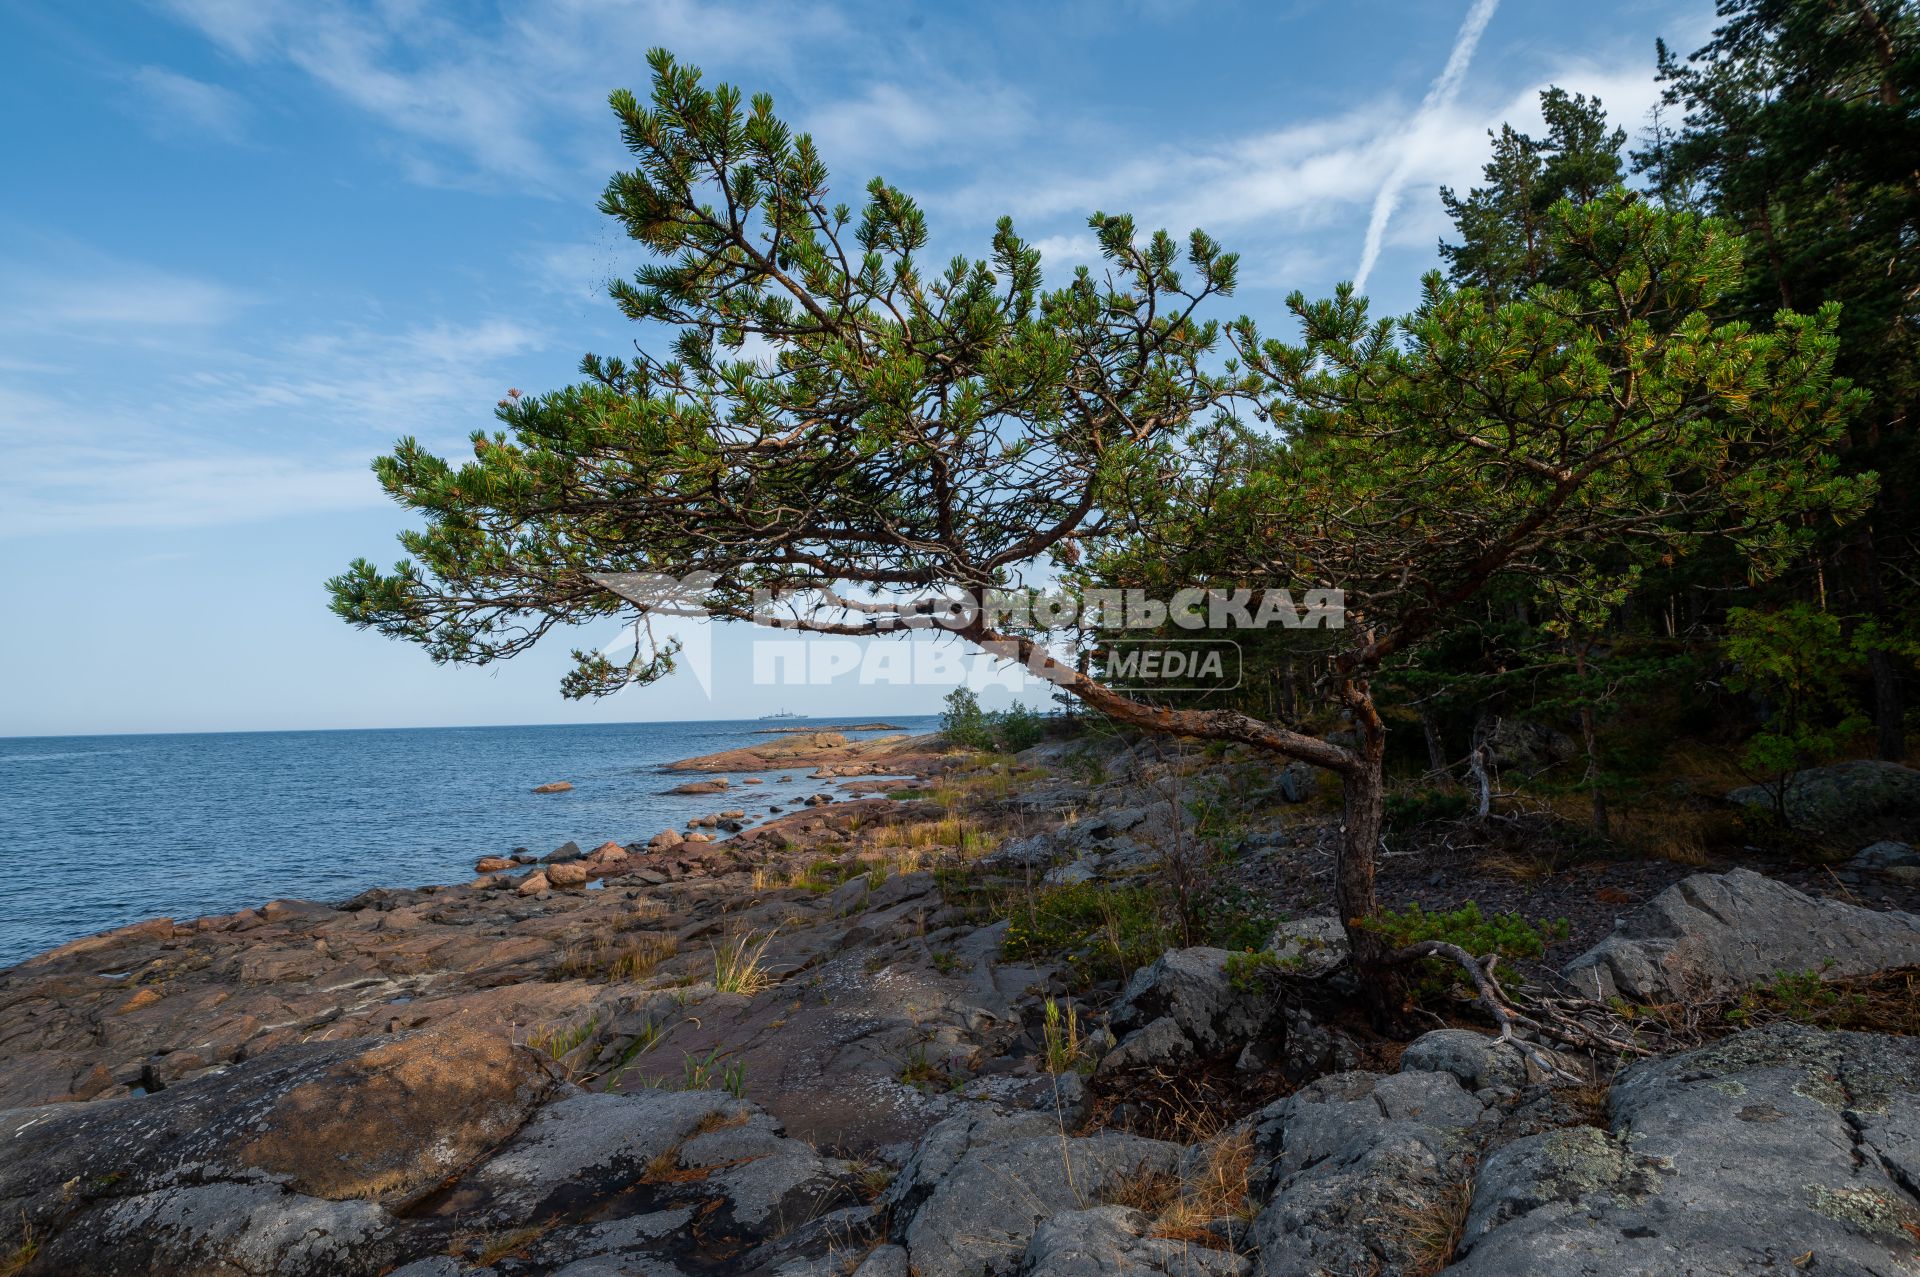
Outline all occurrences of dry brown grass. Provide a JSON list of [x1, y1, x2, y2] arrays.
[[694, 1108, 750, 1136], [1151, 1128, 1259, 1246], [1380, 1177, 1473, 1276], [1100, 1163, 1182, 1215], [1605, 803, 1721, 866], [449, 1223, 549, 1267], [1561, 1082, 1613, 1128], [871, 814, 998, 856], [553, 932, 678, 983], [0, 1218, 39, 1277], [712, 929, 779, 995]]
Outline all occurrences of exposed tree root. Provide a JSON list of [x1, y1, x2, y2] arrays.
[[1386, 940, 1652, 1079]]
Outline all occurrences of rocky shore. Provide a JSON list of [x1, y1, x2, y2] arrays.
[[2, 729, 1917, 1275]]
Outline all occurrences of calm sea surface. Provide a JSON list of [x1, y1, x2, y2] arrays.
[[0, 717, 936, 967]]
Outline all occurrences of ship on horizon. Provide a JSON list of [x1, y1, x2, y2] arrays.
[[758, 708, 803, 720]]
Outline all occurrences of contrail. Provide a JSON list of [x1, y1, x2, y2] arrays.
[[1353, 0, 1501, 293]]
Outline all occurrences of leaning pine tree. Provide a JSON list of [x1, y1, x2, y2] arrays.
[[331, 52, 1871, 1025]]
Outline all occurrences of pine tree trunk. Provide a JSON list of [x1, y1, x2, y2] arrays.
[[1336, 709, 1407, 1027], [1420, 711, 1448, 778], [1574, 643, 1609, 836]]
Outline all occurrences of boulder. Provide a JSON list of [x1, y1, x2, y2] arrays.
[[1449, 1024, 1920, 1275], [1266, 916, 1346, 979], [531, 781, 573, 794], [515, 871, 550, 896], [1018, 1205, 1251, 1276], [545, 860, 590, 888], [647, 829, 684, 850], [1480, 717, 1577, 774], [1728, 758, 1920, 831], [1397, 1028, 1563, 1093], [543, 840, 585, 864], [1850, 839, 1920, 881], [885, 1110, 1181, 1277], [669, 778, 730, 795], [1103, 947, 1283, 1069], [1246, 1069, 1484, 1277], [474, 855, 515, 873], [718, 809, 746, 820], [1561, 867, 1920, 1004], [982, 832, 1063, 872]]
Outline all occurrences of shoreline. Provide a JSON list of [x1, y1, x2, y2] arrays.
[[2, 728, 1916, 1276], [0, 716, 941, 967]]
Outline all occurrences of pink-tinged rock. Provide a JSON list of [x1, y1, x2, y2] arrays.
[[516, 871, 551, 896], [589, 840, 626, 860], [531, 781, 574, 794], [546, 861, 590, 888], [475, 856, 515, 873], [647, 829, 684, 849]]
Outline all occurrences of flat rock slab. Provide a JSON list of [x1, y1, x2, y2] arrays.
[[1561, 867, 1920, 1004], [884, 1110, 1184, 1277], [1449, 1023, 1920, 1275], [0, 1025, 551, 1276]]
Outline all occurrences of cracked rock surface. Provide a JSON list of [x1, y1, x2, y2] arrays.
[[1449, 1024, 1920, 1276]]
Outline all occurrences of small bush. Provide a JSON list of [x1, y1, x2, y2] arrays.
[[1363, 902, 1568, 1002], [940, 687, 1048, 754], [1224, 949, 1282, 994]]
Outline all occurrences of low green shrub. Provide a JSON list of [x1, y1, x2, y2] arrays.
[[1362, 901, 1568, 1002]]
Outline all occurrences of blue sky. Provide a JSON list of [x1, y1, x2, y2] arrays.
[[0, 0, 1708, 736]]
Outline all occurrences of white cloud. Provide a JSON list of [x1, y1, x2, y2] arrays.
[[0, 248, 256, 343], [0, 383, 381, 536], [188, 316, 550, 443], [126, 66, 250, 143], [0, 443, 381, 536], [927, 35, 1672, 300], [1354, 0, 1501, 291], [1029, 233, 1101, 269], [157, 0, 852, 193], [804, 80, 1031, 179], [0, 239, 550, 535]]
